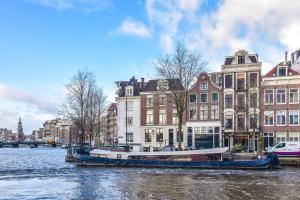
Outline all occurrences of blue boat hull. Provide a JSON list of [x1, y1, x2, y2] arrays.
[[74, 154, 279, 169]]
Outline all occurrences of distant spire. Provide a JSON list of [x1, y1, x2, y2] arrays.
[[17, 116, 24, 142]]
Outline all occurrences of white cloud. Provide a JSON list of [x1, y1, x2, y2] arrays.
[[0, 84, 56, 113], [27, 0, 112, 12], [145, 0, 300, 70], [119, 19, 151, 38]]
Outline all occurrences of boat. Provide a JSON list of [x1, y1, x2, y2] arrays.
[[266, 142, 300, 157], [74, 147, 279, 169]]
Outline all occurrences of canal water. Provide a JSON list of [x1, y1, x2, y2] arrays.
[[0, 148, 300, 200]]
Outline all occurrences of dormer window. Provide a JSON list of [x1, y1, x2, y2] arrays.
[[238, 56, 245, 64], [200, 82, 208, 90], [278, 67, 286, 76], [157, 80, 169, 90], [125, 86, 133, 96]]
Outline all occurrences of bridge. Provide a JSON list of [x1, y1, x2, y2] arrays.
[[0, 141, 63, 148]]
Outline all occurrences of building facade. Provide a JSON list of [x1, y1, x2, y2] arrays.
[[186, 72, 222, 149], [262, 59, 300, 149], [116, 76, 143, 151], [221, 50, 261, 151], [140, 79, 183, 152]]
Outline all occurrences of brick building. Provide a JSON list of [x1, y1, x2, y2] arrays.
[[186, 72, 222, 149], [140, 79, 184, 151], [221, 50, 261, 151], [262, 57, 300, 149]]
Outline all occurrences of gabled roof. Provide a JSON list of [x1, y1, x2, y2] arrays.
[[108, 103, 117, 110], [117, 76, 142, 97], [263, 62, 300, 78], [143, 79, 184, 92]]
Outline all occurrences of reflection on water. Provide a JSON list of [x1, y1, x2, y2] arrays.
[[1, 148, 300, 200]]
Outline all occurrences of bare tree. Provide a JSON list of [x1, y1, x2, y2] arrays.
[[155, 42, 207, 150], [59, 69, 107, 149]]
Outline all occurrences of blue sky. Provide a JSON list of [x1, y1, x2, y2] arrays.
[[0, 0, 300, 133]]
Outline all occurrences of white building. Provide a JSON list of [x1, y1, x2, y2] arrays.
[[116, 77, 144, 152]]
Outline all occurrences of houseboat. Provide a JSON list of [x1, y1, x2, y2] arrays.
[[74, 148, 279, 169]]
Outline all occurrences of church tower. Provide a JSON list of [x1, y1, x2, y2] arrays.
[[17, 117, 24, 142]]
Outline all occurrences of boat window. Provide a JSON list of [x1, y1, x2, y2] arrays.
[[275, 143, 286, 148], [117, 154, 122, 159]]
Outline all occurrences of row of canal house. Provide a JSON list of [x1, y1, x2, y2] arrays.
[[115, 49, 300, 152]]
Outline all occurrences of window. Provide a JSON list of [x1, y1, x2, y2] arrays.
[[200, 82, 208, 90], [238, 56, 245, 64], [211, 105, 219, 120], [276, 110, 286, 125], [125, 86, 133, 96], [200, 93, 208, 103], [264, 111, 274, 126], [172, 109, 178, 124], [189, 106, 197, 120], [159, 109, 166, 125], [265, 90, 274, 104], [156, 129, 163, 142], [250, 114, 258, 129], [237, 94, 245, 109], [290, 89, 299, 103], [127, 101, 133, 111], [225, 75, 233, 88], [159, 95, 166, 105], [250, 73, 258, 87], [289, 132, 299, 142], [289, 110, 299, 125], [276, 89, 286, 104], [264, 133, 274, 148], [200, 106, 208, 120], [225, 94, 233, 108], [214, 127, 220, 133], [237, 114, 245, 131], [278, 67, 286, 76], [176, 129, 183, 143], [250, 93, 258, 107], [145, 129, 152, 142], [146, 110, 153, 124], [211, 92, 219, 102], [207, 127, 213, 134], [200, 127, 207, 134], [194, 127, 200, 134], [237, 74, 245, 90], [189, 94, 197, 103], [225, 115, 233, 129], [157, 80, 169, 90], [146, 96, 153, 107], [127, 117, 133, 126], [126, 132, 133, 143], [276, 132, 286, 143]]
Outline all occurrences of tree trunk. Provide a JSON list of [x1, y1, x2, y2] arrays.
[[178, 112, 183, 150]]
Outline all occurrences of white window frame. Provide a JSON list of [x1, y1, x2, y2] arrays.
[[289, 132, 299, 142], [200, 93, 208, 103], [159, 109, 167, 125], [146, 95, 153, 107], [200, 82, 208, 90], [211, 105, 219, 120], [276, 110, 286, 126], [189, 93, 197, 103], [211, 92, 219, 102], [146, 110, 153, 125], [289, 88, 299, 104], [276, 89, 286, 104], [289, 110, 299, 126], [264, 111, 274, 126], [264, 89, 274, 105], [276, 132, 286, 143], [189, 106, 197, 120], [200, 106, 208, 120]]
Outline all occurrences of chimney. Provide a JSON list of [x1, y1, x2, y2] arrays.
[[285, 51, 288, 64], [141, 78, 145, 91]]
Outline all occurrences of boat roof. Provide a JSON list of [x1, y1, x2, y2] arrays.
[[90, 147, 229, 156]]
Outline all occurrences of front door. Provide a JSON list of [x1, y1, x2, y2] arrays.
[[169, 129, 174, 146]]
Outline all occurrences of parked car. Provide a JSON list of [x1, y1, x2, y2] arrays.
[[266, 142, 300, 157]]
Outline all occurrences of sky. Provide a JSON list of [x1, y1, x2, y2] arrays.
[[0, 0, 300, 134]]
